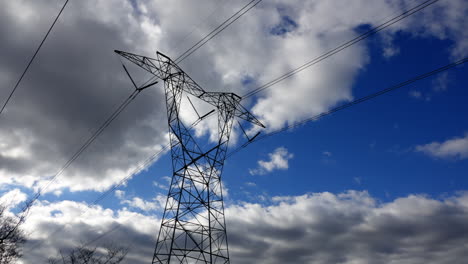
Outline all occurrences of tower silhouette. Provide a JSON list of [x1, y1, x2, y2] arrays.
[[115, 50, 264, 263]]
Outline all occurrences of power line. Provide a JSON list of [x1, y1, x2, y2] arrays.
[[230, 56, 468, 157], [0, 0, 71, 116], [136, 0, 261, 91], [242, 0, 441, 99], [29, 143, 168, 252], [30, 110, 218, 254], [30, 0, 254, 250], [32, 56, 468, 256], [174, 0, 263, 63], [169, 0, 229, 56], [27, 0, 239, 202], [23, 0, 444, 253], [38, 54, 468, 251], [24, 55, 162, 208], [30, 90, 139, 202]]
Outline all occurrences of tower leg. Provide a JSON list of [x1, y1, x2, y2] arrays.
[[152, 71, 231, 264]]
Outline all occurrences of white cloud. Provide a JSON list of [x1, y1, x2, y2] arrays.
[[409, 72, 450, 101], [249, 147, 293, 175], [0, 188, 27, 208], [416, 133, 468, 160], [20, 200, 157, 264], [152, 176, 171, 190], [121, 197, 159, 212], [114, 191, 164, 212], [114, 190, 125, 199], [17, 191, 468, 264], [0, 0, 169, 193], [227, 191, 468, 264], [0, 0, 466, 195]]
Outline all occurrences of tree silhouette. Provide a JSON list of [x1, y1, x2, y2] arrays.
[[0, 203, 28, 264]]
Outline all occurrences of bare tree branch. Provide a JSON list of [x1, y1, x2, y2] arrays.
[[0, 202, 28, 264]]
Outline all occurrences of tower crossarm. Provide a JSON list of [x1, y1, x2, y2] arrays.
[[115, 50, 265, 128]]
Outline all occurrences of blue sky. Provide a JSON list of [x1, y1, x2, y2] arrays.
[[45, 23, 468, 210], [1, 0, 468, 263], [107, 29, 468, 208]]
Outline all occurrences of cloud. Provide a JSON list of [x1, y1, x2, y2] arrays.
[[249, 147, 293, 175], [152, 176, 171, 190], [121, 197, 160, 212], [409, 72, 450, 101], [16, 190, 468, 264], [0, 0, 169, 193], [114, 191, 165, 212], [378, 0, 468, 59], [20, 200, 157, 264], [416, 133, 468, 160], [0, 0, 466, 195], [226, 191, 468, 264], [0, 188, 27, 208], [114, 190, 125, 199]]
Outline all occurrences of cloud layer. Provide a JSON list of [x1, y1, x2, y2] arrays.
[[12, 190, 468, 264], [1, 0, 467, 194]]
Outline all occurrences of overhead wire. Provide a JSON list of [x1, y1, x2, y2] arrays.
[[28, 0, 260, 252], [229, 56, 468, 158], [26, 58, 165, 250], [169, 0, 229, 56], [28, 143, 168, 252], [0, 0, 71, 116], [30, 110, 218, 253], [32, 0, 272, 244], [27, 89, 139, 206], [30, 55, 468, 256], [137, 0, 262, 98], [174, 0, 263, 63], [23, 0, 446, 255], [37, 53, 468, 252], [242, 0, 441, 99]]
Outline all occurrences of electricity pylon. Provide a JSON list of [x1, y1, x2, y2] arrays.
[[115, 50, 264, 264]]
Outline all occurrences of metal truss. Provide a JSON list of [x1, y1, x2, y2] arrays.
[[115, 50, 264, 264]]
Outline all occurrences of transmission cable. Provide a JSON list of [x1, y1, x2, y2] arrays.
[[30, 90, 138, 201], [0, 0, 70, 116], [28, 143, 168, 252], [169, 0, 229, 56], [24, 0, 440, 251], [30, 110, 217, 253], [39, 54, 468, 251], [33, 56, 468, 256], [229, 56, 468, 158], [242, 0, 441, 99], [174, 0, 263, 63]]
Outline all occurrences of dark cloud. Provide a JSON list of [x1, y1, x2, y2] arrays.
[[225, 192, 468, 264], [1, 0, 466, 193], [12, 190, 468, 263], [0, 0, 168, 191]]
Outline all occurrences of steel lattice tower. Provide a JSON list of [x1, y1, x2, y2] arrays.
[[115, 50, 264, 264]]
